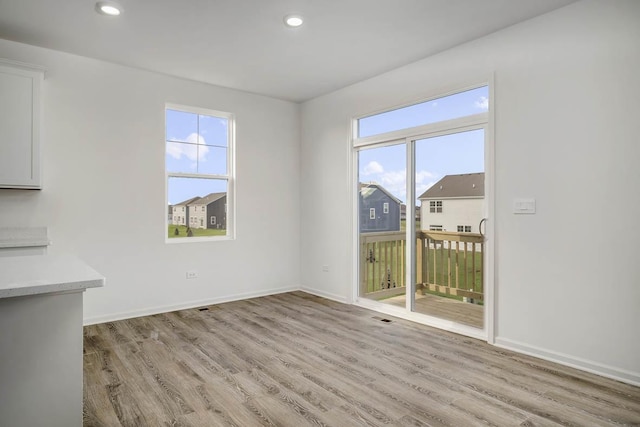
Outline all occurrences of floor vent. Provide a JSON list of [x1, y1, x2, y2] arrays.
[[198, 307, 209, 311], [380, 318, 392, 323]]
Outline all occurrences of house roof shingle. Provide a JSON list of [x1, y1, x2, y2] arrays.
[[173, 196, 201, 206], [359, 183, 403, 204], [418, 173, 484, 199], [188, 192, 226, 206]]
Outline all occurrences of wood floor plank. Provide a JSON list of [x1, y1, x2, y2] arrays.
[[84, 292, 640, 427]]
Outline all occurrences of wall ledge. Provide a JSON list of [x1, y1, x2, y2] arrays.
[[0, 226, 49, 248]]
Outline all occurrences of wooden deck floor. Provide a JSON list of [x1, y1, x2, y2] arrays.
[[382, 292, 484, 328], [83, 291, 640, 426]]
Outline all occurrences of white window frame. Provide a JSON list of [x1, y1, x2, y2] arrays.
[[383, 202, 389, 214], [211, 216, 216, 225], [369, 208, 376, 219], [165, 103, 235, 243], [351, 80, 495, 343]]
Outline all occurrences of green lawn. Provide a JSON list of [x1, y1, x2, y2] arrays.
[[168, 224, 227, 238], [400, 219, 421, 231]]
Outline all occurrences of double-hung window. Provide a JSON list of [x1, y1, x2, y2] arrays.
[[165, 104, 234, 241]]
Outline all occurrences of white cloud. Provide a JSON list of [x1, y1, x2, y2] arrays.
[[166, 133, 209, 162], [360, 167, 438, 203], [416, 170, 436, 183], [431, 102, 438, 107], [415, 170, 437, 201], [475, 96, 489, 110], [363, 160, 384, 175]]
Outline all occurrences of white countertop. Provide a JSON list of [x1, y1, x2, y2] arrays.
[[0, 253, 105, 299]]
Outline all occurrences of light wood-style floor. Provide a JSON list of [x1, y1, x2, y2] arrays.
[[83, 291, 640, 426], [383, 292, 484, 328]]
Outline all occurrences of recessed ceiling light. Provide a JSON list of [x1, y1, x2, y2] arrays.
[[96, 1, 123, 16], [284, 14, 304, 28]]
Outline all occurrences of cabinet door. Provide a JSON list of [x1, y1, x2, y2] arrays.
[[0, 61, 43, 189]]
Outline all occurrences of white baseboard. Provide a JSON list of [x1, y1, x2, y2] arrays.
[[495, 337, 640, 387], [83, 286, 640, 388], [83, 285, 299, 326], [298, 286, 350, 304]]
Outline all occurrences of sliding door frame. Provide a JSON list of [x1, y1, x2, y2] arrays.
[[351, 82, 495, 342]]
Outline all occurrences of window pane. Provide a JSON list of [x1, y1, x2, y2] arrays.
[[168, 177, 228, 239], [358, 86, 488, 138], [166, 109, 197, 142], [197, 146, 227, 175], [166, 141, 198, 173], [166, 110, 229, 175], [199, 115, 228, 147]]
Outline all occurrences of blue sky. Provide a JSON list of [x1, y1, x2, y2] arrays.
[[358, 87, 488, 204]]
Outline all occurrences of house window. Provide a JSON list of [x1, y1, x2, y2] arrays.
[[457, 225, 472, 233], [383, 202, 389, 214], [211, 216, 216, 225], [166, 104, 234, 241], [369, 208, 376, 219], [430, 200, 443, 213], [429, 225, 443, 231]]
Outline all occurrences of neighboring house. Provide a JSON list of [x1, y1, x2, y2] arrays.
[[418, 173, 484, 233], [171, 196, 201, 226], [400, 204, 420, 221], [168, 205, 172, 222], [187, 192, 227, 230], [359, 183, 402, 233]]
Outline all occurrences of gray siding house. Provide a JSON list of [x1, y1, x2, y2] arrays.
[[171, 196, 201, 226], [359, 183, 402, 233], [187, 192, 227, 230]]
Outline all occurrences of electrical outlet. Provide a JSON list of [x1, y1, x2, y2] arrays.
[[186, 270, 198, 279], [322, 265, 329, 272]]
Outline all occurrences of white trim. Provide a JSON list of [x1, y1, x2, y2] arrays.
[[166, 172, 229, 180], [299, 286, 351, 304], [350, 131, 360, 304], [81, 283, 639, 387], [165, 102, 232, 120], [83, 285, 299, 326], [351, 79, 493, 342], [354, 113, 487, 147], [495, 337, 640, 387], [406, 136, 416, 312], [485, 73, 496, 344], [164, 103, 236, 243]]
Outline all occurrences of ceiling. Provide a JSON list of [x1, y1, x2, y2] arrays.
[[0, 0, 577, 102]]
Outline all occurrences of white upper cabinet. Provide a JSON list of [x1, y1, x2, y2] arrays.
[[0, 59, 44, 189]]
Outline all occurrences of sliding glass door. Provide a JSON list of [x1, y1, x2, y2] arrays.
[[413, 129, 485, 328], [357, 143, 407, 308], [355, 84, 490, 336]]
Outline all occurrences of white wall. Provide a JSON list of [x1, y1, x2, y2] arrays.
[[300, 0, 640, 384], [0, 39, 301, 323]]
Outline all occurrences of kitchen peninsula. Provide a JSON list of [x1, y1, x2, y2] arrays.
[[0, 254, 104, 427]]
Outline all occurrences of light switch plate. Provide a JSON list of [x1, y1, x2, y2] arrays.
[[514, 198, 536, 214]]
